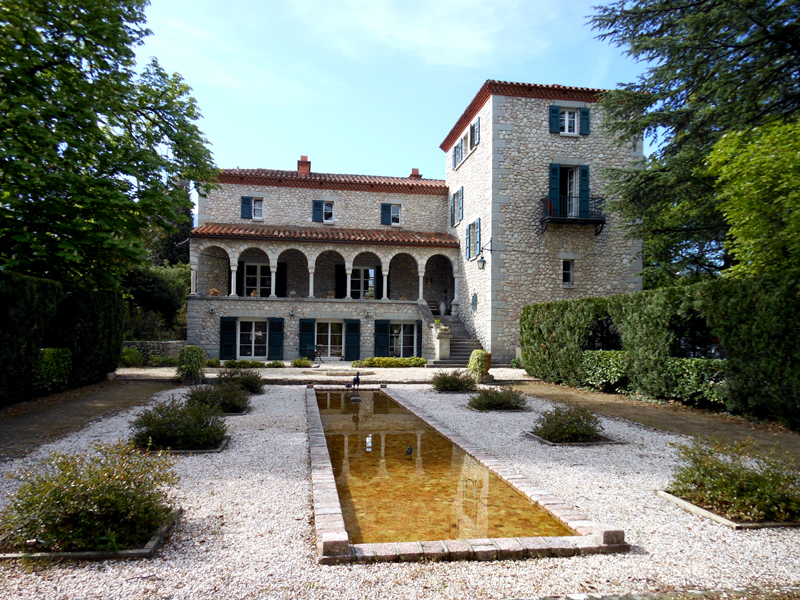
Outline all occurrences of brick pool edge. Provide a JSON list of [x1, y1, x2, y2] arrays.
[[305, 387, 630, 565]]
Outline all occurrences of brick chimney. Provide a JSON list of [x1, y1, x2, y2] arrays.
[[298, 155, 311, 175], [409, 168, 422, 180]]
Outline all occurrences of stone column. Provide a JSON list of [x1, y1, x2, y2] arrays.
[[229, 263, 238, 297], [308, 269, 315, 299], [190, 265, 198, 295], [417, 272, 424, 302], [382, 271, 389, 300], [269, 268, 277, 299], [451, 275, 461, 316], [345, 268, 353, 300]]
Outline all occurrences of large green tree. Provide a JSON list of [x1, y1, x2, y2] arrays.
[[0, 0, 217, 289], [591, 0, 800, 285]]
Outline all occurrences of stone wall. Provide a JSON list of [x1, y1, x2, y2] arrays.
[[122, 341, 186, 361], [187, 296, 433, 361], [199, 182, 449, 234]]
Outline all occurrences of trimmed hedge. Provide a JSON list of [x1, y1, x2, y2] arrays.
[[34, 348, 72, 395], [351, 356, 427, 368], [519, 271, 800, 428]]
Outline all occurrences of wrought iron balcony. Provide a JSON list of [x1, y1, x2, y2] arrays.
[[539, 195, 606, 235]]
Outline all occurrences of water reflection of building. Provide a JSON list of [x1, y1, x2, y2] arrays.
[[450, 454, 489, 539]]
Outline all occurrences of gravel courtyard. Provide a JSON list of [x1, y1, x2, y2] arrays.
[[1, 384, 798, 600]]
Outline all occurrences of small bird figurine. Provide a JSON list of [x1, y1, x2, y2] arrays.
[[406, 445, 413, 458], [352, 371, 361, 391]]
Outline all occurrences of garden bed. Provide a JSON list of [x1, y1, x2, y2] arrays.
[[657, 491, 800, 530], [0, 508, 182, 561], [524, 431, 625, 446], [167, 436, 230, 455]]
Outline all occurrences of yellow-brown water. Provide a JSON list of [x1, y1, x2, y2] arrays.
[[317, 390, 574, 544]]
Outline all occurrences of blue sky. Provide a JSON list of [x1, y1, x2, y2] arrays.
[[136, 0, 646, 181]]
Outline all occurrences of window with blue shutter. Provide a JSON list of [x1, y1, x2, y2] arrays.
[[344, 320, 360, 361], [580, 107, 590, 135], [549, 163, 561, 216], [312, 200, 323, 223], [474, 117, 480, 145], [466, 224, 471, 260], [220, 317, 237, 360], [267, 318, 284, 360], [450, 193, 456, 227], [475, 218, 481, 256], [241, 196, 253, 219], [299, 319, 316, 358], [374, 320, 390, 357], [380, 203, 392, 225], [549, 106, 561, 134], [452, 147, 457, 170], [579, 165, 590, 217], [458, 186, 463, 221]]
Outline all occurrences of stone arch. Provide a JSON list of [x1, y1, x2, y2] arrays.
[[197, 245, 230, 296], [387, 252, 418, 301], [314, 250, 347, 298], [277, 248, 309, 298], [352, 251, 383, 300], [423, 254, 455, 314]]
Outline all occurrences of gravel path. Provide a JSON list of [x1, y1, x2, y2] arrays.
[[1, 385, 798, 600]]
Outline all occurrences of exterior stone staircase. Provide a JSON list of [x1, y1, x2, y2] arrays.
[[427, 315, 484, 368]]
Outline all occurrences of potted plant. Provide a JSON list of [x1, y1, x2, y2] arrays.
[[209, 288, 219, 296]]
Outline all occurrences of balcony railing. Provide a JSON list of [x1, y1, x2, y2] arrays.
[[539, 196, 606, 235]]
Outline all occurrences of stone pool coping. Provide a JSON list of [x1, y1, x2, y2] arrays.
[[305, 386, 630, 565]]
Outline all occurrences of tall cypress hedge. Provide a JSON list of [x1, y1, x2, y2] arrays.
[[519, 272, 800, 429], [0, 273, 124, 408]]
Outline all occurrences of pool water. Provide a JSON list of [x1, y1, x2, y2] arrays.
[[316, 390, 574, 544]]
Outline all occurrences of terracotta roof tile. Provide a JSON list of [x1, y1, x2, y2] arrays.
[[191, 223, 459, 248], [440, 79, 608, 151], [217, 168, 448, 195]]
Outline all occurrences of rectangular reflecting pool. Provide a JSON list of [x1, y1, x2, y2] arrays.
[[316, 390, 574, 545]]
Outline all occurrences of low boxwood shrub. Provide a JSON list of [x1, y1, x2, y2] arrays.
[[291, 357, 313, 367], [186, 382, 250, 414], [130, 397, 227, 451], [0, 441, 177, 552], [206, 358, 221, 368], [351, 356, 427, 368], [510, 357, 524, 369], [265, 360, 285, 368], [531, 404, 603, 443], [668, 438, 800, 522], [663, 357, 726, 406], [176, 345, 206, 384], [217, 367, 264, 394], [582, 350, 628, 393], [431, 370, 477, 392], [147, 354, 178, 367], [120, 347, 144, 367], [467, 350, 490, 383], [34, 348, 72, 394], [223, 359, 265, 368], [468, 387, 527, 411]]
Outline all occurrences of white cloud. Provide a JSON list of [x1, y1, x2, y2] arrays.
[[290, 0, 557, 68]]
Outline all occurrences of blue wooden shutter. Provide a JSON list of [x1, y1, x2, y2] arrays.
[[458, 186, 463, 221], [475, 117, 480, 145], [236, 261, 244, 297], [344, 319, 360, 361], [465, 224, 471, 260], [312, 200, 323, 222], [452, 147, 457, 170], [549, 106, 561, 133], [380, 203, 392, 225], [220, 317, 237, 360], [580, 107, 590, 135], [298, 319, 316, 358], [549, 163, 561, 216], [475, 218, 481, 256], [374, 320, 390, 357], [579, 165, 590, 217], [241, 196, 253, 219], [459, 139, 463, 162], [416, 320, 422, 357], [450, 193, 455, 227], [268, 318, 284, 360]]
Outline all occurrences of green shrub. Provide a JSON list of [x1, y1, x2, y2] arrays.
[[352, 356, 427, 368], [130, 397, 227, 451], [0, 441, 176, 552], [582, 350, 629, 393], [265, 360, 285, 368], [510, 357, 524, 369], [34, 348, 72, 393], [663, 357, 725, 406], [531, 405, 603, 443], [291, 357, 313, 367], [120, 347, 144, 367], [176, 345, 206, 383], [223, 359, 265, 368], [466, 350, 490, 383], [431, 370, 477, 392], [468, 387, 527, 411], [668, 438, 800, 522], [147, 354, 178, 367], [206, 358, 221, 368], [186, 382, 250, 414], [217, 367, 264, 394]]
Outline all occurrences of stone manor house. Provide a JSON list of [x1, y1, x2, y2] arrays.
[[187, 80, 643, 365]]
